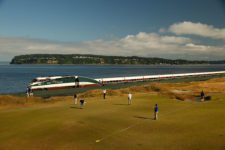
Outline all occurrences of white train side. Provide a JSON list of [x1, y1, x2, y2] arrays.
[[29, 71, 225, 91]]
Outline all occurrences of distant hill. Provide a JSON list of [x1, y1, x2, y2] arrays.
[[10, 54, 224, 65]]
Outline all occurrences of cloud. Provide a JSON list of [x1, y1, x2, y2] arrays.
[[185, 43, 210, 51], [0, 21, 225, 61], [169, 21, 225, 40]]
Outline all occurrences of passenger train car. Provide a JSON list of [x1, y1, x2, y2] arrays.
[[29, 71, 225, 91]]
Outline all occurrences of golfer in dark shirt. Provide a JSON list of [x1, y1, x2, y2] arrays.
[[154, 104, 159, 120], [80, 99, 85, 109]]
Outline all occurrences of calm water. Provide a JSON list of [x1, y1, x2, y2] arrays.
[[0, 63, 225, 94]]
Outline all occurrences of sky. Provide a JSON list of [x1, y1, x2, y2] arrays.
[[0, 0, 225, 61]]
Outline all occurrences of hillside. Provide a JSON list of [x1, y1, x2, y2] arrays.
[[10, 54, 212, 65]]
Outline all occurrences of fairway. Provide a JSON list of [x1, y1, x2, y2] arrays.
[[1, 93, 225, 150]]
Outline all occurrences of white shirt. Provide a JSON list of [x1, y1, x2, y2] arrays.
[[128, 93, 132, 100]]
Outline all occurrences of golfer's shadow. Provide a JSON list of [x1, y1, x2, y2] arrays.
[[70, 106, 82, 109], [133, 115, 152, 120], [113, 103, 129, 106]]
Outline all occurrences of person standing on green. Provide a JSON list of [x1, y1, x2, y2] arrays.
[[200, 90, 205, 101], [154, 104, 159, 120], [74, 93, 78, 104], [103, 89, 106, 99], [80, 99, 85, 109], [128, 92, 132, 105]]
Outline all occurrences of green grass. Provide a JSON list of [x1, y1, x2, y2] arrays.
[[0, 93, 225, 150]]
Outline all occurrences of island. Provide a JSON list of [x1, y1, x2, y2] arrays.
[[10, 54, 225, 65]]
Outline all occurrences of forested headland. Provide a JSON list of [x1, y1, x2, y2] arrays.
[[10, 54, 225, 65]]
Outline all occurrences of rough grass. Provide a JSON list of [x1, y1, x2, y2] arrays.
[[0, 77, 225, 149]]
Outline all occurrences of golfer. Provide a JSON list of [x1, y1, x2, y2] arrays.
[[103, 89, 106, 99], [154, 104, 159, 120], [74, 93, 78, 104], [26, 87, 32, 97], [200, 90, 205, 101], [128, 92, 132, 105], [80, 99, 85, 109]]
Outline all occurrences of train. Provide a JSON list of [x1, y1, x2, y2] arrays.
[[29, 71, 225, 91]]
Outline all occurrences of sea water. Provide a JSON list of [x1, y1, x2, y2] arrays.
[[0, 63, 225, 94]]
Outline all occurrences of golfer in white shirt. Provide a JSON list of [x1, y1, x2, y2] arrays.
[[128, 93, 132, 105]]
